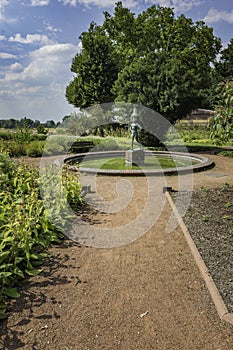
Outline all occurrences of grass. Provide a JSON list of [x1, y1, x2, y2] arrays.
[[78, 155, 199, 170]]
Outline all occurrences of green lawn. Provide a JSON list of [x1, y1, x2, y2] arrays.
[[79, 155, 199, 170]]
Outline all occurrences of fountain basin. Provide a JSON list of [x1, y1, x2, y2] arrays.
[[64, 150, 214, 176]]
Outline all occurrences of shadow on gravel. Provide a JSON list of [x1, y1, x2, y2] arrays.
[[0, 240, 82, 350]]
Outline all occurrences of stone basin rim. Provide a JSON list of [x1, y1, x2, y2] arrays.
[[64, 150, 214, 176]]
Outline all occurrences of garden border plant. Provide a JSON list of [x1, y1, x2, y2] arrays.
[[0, 153, 82, 319]]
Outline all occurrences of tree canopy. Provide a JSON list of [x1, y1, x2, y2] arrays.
[[215, 39, 233, 81], [66, 23, 119, 108], [66, 2, 222, 123]]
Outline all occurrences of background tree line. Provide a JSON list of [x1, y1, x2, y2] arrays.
[[0, 117, 59, 131]]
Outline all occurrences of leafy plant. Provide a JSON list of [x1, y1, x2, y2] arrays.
[[221, 182, 231, 190], [0, 132, 13, 140], [26, 141, 45, 157], [225, 202, 233, 208], [202, 215, 209, 222], [223, 215, 231, 220], [217, 150, 233, 158], [14, 120, 32, 145], [36, 124, 48, 135], [209, 81, 233, 145], [0, 154, 82, 319]]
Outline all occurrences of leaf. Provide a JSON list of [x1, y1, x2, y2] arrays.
[[0, 310, 7, 320], [37, 252, 48, 258], [30, 253, 40, 260], [0, 263, 13, 270], [2, 288, 20, 298], [14, 267, 25, 278], [0, 272, 12, 278], [31, 260, 43, 266], [0, 251, 10, 264], [14, 257, 24, 264], [25, 268, 42, 276], [15, 198, 24, 204], [50, 236, 62, 244]]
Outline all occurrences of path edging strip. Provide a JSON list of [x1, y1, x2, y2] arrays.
[[166, 191, 233, 326]]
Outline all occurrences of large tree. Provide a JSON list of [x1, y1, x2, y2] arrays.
[[66, 2, 221, 123], [112, 6, 221, 122], [66, 23, 119, 108]]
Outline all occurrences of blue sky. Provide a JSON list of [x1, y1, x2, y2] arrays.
[[0, 0, 233, 122]]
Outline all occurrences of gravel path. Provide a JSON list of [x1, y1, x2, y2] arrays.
[[1, 153, 233, 350]]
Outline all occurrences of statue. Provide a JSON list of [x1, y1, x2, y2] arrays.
[[130, 107, 142, 150], [125, 106, 144, 165]]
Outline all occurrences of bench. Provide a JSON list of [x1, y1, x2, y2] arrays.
[[68, 140, 95, 153]]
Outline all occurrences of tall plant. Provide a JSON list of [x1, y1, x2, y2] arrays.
[[14, 119, 32, 145], [0, 155, 82, 319], [209, 81, 233, 145]]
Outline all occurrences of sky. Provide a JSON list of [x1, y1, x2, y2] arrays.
[[0, 0, 233, 123]]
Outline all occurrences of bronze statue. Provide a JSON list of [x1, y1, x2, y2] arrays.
[[130, 107, 142, 150]]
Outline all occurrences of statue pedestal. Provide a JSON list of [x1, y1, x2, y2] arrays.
[[125, 149, 144, 166]]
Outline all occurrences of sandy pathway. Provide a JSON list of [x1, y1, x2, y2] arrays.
[[1, 154, 233, 349]]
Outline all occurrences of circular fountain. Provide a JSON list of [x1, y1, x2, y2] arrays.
[[64, 150, 214, 176]]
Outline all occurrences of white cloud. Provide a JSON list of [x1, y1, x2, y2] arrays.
[[0, 35, 6, 40], [45, 23, 62, 33], [59, 0, 77, 5], [0, 0, 17, 23], [77, 41, 82, 51], [31, 0, 137, 8], [203, 9, 233, 24], [9, 33, 54, 45], [58, 0, 137, 8], [0, 43, 80, 121], [30, 0, 138, 8], [31, 0, 50, 6], [144, 0, 202, 12], [5, 43, 78, 84], [9, 62, 24, 73], [30, 43, 77, 59], [0, 0, 8, 22], [0, 52, 17, 59]]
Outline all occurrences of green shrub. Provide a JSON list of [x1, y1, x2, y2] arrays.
[[13, 124, 31, 144], [175, 124, 211, 143], [26, 141, 45, 157], [209, 81, 233, 145], [75, 136, 102, 147], [165, 132, 182, 142], [36, 124, 48, 135], [43, 135, 74, 155], [95, 138, 120, 151], [0, 131, 14, 140], [218, 150, 233, 158], [138, 129, 164, 147], [43, 142, 66, 156], [30, 134, 47, 141], [0, 154, 82, 319], [5, 141, 26, 156]]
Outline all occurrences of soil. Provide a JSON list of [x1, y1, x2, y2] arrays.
[[1, 153, 233, 350]]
